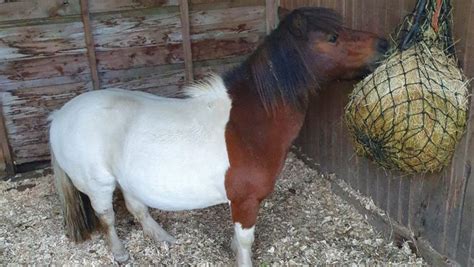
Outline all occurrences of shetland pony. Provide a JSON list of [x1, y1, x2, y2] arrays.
[[49, 7, 388, 266]]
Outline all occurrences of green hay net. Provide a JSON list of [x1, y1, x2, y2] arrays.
[[344, 0, 470, 173]]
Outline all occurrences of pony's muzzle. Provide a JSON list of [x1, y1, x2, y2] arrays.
[[376, 38, 390, 54]]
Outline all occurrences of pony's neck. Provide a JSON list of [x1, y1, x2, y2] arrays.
[[223, 60, 308, 176]]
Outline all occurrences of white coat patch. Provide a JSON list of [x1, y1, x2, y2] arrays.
[[49, 75, 232, 211], [232, 223, 255, 267]]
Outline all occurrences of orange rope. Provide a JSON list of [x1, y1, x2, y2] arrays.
[[431, 0, 443, 32]]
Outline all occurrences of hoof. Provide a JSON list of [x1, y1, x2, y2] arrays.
[[113, 251, 130, 263], [145, 227, 177, 245], [162, 234, 177, 245]]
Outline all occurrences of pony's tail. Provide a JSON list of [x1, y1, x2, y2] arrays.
[[51, 150, 100, 242]]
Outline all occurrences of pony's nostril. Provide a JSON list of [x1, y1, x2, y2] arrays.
[[377, 38, 389, 53]]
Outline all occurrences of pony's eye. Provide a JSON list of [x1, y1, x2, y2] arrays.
[[328, 33, 339, 43]]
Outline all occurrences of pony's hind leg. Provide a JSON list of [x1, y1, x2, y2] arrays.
[[89, 190, 129, 262], [123, 193, 176, 244]]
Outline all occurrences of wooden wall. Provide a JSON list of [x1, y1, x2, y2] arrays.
[[281, 0, 474, 266], [0, 0, 271, 168]]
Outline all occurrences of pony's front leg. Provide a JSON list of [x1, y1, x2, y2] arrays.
[[230, 199, 260, 267]]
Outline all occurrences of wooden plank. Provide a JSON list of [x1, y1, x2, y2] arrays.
[[350, 0, 361, 30], [470, 231, 474, 267], [420, 170, 450, 253], [341, 0, 353, 27], [89, 0, 179, 13], [320, 0, 336, 10], [385, 0, 403, 36], [304, 94, 321, 168], [408, 175, 426, 243], [399, 175, 411, 225], [357, 160, 368, 197], [88, 0, 262, 13], [370, 0, 386, 36], [91, 6, 264, 50], [456, 35, 474, 264], [80, 0, 100, 89], [99, 56, 242, 93], [0, 74, 91, 93], [315, 86, 326, 172], [191, 35, 260, 61], [452, 0, 472, 68], [1, 82, 91, 164], [0, 21, 86, 61], [0, 54, 91, 90], [13, 143, 50, 164], [374, 167, 385, 211], [330, 83, 343, 175], [179, 0, 193, 83], [388, 174, 401, 221], [323, 89, 333, 172], [456, 154, 473, 266], [193, 56, 242, 77], [328, 87, 340, 172], [461, 3, 474, 78], [318, 88, 328, 173], [443, 136, 468, 258], [377, 169, 386, 216], [95, 34, 260, 71], [191, 6, 265, 26], [402, 0, 417, 15], [91, 11, 181, 50], [341, 83, 358, 189], [265, 0, 278, 34], [95, 45, 184, 71], [0, 0, 81, 22], [99, 64, 185, 91], [0, 106, 14, 176]]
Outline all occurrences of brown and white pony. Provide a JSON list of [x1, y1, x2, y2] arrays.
[[49, 7, 388, 266]]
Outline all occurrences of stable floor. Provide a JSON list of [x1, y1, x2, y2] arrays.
[[0, 153, 425, 265]]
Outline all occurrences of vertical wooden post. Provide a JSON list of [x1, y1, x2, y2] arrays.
[[0, 107, 14, 177], [266, 0, 279, 34], [80, 0, 101, 90], [179, 0, 194, 83]]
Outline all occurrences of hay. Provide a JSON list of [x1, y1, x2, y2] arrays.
[[345, 44, 469, 173], [344, 0, 469, 173]]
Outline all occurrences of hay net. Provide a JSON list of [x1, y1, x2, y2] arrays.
[[344, 0, 470, 173]]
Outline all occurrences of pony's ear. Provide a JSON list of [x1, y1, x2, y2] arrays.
[[287, 10, 308, 39], [278, 6, 291, 20]]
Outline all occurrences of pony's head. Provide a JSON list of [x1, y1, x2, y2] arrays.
[[277, 7, 388, 82], [228, 7, 388, 112]]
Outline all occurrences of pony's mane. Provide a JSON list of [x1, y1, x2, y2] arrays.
[[225, 7, 342, 112], [183, 74, 227, 100]]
